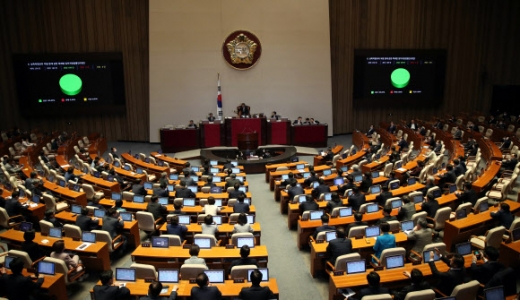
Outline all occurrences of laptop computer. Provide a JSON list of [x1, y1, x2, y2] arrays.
[[391, 199, 403, 209], [407, 177, 417, 185], [370, 185, 381, 194], [214, 199, 223, 207], [291, 157, 299, 162], [401, 220, 414, 234], [511, 227, 520, 242], [323, 193, 332, 201], [112, 192, 122, 201], [113, 161, 121, 168], [385, 254, 405, 269], [191, 166, 200, 172], [339, 207, 352, 218], [296, 164, 305, 170], [455, 242, 472, 256], [302, 172, 310, 178], [120, 212, 133, 222], [94, 209, 106, 218], [71, 204, 82, 215], [49, 227, 62, 238], [58, 179, 66, 187], [325, 231, 337, 242], [366, 203, 379, 213], [144, 182, 153, 190], [322, 169, 332, 176], [354, 175, 363, 183], [423, 251, 440, 263], [190, 175, 199, 182], [365, 226, 380, 238], [124, 165, 131, 171], [157, 160, 164, 167], [281, 174, 289, 181], [167, 185, 174, 192], [107, 175, 115, 182], [310, 210, 324, 220], [178, 215, 191, 225], [346, 190, 354, 197], [390, 181, 400, 190], [151, 236, 169, 248], [231, 161, 238, 167], [183, 199, 196, 207], [93, 171, 101, 178], [133, 195, 145, 203], [298, 195, 307, 203], [19, 221, 33, 232], [247, 268, 269, 282], [432, 189, 442, 198], [334, 178, 344, 186], [394, 161, 402, 169], [194, 237, 212, 249], [169, 174, 179, 180], [31, 194, 40, 204], [238, 186, 247, 193], [116, 268, 136, 282], [210, 167, 220, 174], [213, 215, 223, 225], [82, 231, 97, 243], [312, 181, 320, 188], [372, 171, 380, 179], [455, 209, 467, 219], [188, 186, 198, 193], [158, 197, 169, 205], [449, 184, 457, 193], [4, 256, 15, 269], [247, 215, 255, 224], [204, 270, 225, 284], [237, 237, 255, 248], [19, 189, 25, 198], [72, 184, 81, 192], [38, 261, 56, 275], [213, 176, 221, 183], [158, 269, 179, 283], [484, 286, 504, 300], [244, 198, 251, 205], [340, 166, 349, 172], [479, 201, 489, 213], [413, 195, 424, 204], [346, 260, 366, 275], [210, 187, 223, 193]]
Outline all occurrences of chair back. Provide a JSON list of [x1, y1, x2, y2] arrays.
[[199, 199, 208, 206], [230, 265, 257, 279], [197, 214, 207, 223], [334, 253, 361, 271], [81, 183, 96, 200], [473, 197, 488, 213], [485, 267, 516, 296], [485, 226, 506, 248], [130, 263, 157, 280], [193, 234, 217, 247], [0, 208, 11, 228], [160, 234, 182, 246], [179, 264, 207, 280], [229, 213, 240, 223], [383, 163, 393, 177], [63, 224, 82, 240], [301, 211, 311, 220], [509, 218, 520, 231], [173, 198, 183, 206], [92, 230, 121, 252], [330, 207, 342, 218], [136, 212, 156, 232], [231, 232, 255, 246], [380, 247, 406, 268], [432, 207, 452, 231], [387, 220, 400, 233], [8, 250, 33, 268], [201, 187, 211, 193], [39, 220, 54, 235], [450, 280, 479, 299], [455, 202, 472, 216], [403, 290, 435, 300], [421, 242, 446, 256], [227, 198, 237, 207], [348, 226, 368, 238], [361, 295, 392, 300], [455, 175, 464, 190], [123, 191, 134, 201]]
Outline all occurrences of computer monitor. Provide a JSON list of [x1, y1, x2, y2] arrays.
[[133, 195, 145, 203], [152, 236, 169, 248], [385, 255, 405, 269], [455, 209, 467, 219], [82, 231, 97, 243], [354, 175, 363, 183], [407, 177, 417, 185], [372, 171, 380, 179], [166, 185, 174, 192], [111, 192, 122, 201], [183, 199, 195, 207], [124, 165, 131, 171], [323, 193, 332, 201], [194, 237, 212, 249], [310, 210, 324, 220], [339, 207, 353, 218], [4, 256, 15, 269], [484, 286, 504, 300], [72, 184, 81, 192], [296, 164, 305, 170], [212, 176, 221, 183], [32, 194, 40, 203], [340, 166, 349, 172], [19, 221, 33, 232], [204, 270, 225, 284], [479, 201, 489, 213], [456, 242, 472, 255], [247, 268, 269, 282], [237, 237, 255, 248], [291, 157, 299, 162], [210, 187, 223, 193], [391, 199, 403, 209], [366, 203, 379, 213], [71, 204, 82, 214], [158, 197, 169, 205], [107, 175, 115, 182], [188, 186, 198, 193], [346, 260, 366, 274], [334, 178, 344, 186], [116, 268, 136, 282], [214, 199, 223, 207], [413, 195, 424, 204], [281, 174, 289, 181], [93, 171, 101, 178], [158, 269, 179, 283], [322, 169, 332, 176], [449, 184, 457, 193], [238, 186, 247, 193], [209, 160, 218, 166], [441, 162, 446, 169], [390, 181, 400, 190], [370, 185, 381, 194], [190, 175, 199, 182], [38, 261, 56, 275], [401, 220, 414, 232], [113, 161, 121, 168], [432, 189, 442, 198], [231, 168, 240, 174], [178, 215, 191, 225], [133, 154, 139, 159], [365, 226, 380, 238], [325, 231, 337, 242], [394, 161, 402, 169], [230, 161, 238, 167], [169, 174, 179, 180], [511, 227, 520, 242], [49, 227, 62, 238], [47, 175, 54, 183], [157, 160, 164, 167], [143, 182, 153, 190], [94, 209, 106, 218], [58, 179, 66, 187], [423, 251, 440, 263], [347, 190, 354, 197], [303, 172, 310, 178], [19, 189, 25, 198], [298, 195, 307, 203], [213, 215, 223, 225], [351, 149, 357, 155], [210, 167, 220, 174], [192, 166, 200, 172], [247, 215, 255, 224], [312, 181, 320, 188], [120, 212, 133, 222]]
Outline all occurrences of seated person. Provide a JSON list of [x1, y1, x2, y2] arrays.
[[228, 182, 244, 199], [153, 183, 169, 197], [293, 116, 304, 125], [326, 227, 352, 264], [50, 240, 86, 276], [233, 193, 250, 213], [140, 281, 178, 300], [313, 214, 335, 240], [299, 195, 319, 215], [190, 272, 222, 300], [350, 271, 389, 300], [203, 176, 216, 188], [176, 181, 196, 198], [312, 178, 331, 195], [375, 205, 397, 225], [392, 269, 431, 300], [407, 218, 433, 254], [93, 270, 131, 300], [326, 192, 343, 213], [171, 203, 184, 215], [202, 196, 220, 216], [44, 209, 63, 228], [187, 120, 198, 129], [373, 223, 396, 262], [207, 113, 216, 122], [281, 172, 297, 187], [115, 199, 126, 212], [76, 207, 100, 231], [5, 191, 27, 217], [470, 246, 504, 285], [184, 244, 206, 265], [490, 202, 514, 229], [421, 194, 439, 218], [270, 111, 279, 120], [239, 269, 275, 300], [229, 245, 258, 274], [427, 249, 467, 296], [397, 195, 416, 221], [232, 213, 254, 234], [237, 103, 250, 117], [21, 230, 45, 262], [147, 195, 167, 222], [201, 215, 219, 237], [346, 213, 368, 236], [167, 215, 188, 242], [0, 256, 44, 300]]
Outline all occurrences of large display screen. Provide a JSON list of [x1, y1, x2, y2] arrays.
[[353, 49, 446, 107], [13, 52, 126, 117]]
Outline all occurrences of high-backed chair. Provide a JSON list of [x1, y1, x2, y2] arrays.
[[180, 264, 207, 280], [387, 220, 401, 233], [130, 263, 157, 280], [227, 198, 237, 207], [347, 226, 368, 239], [81, 183, 104, 202], [371, 247, 406, 268], [160, 234, 184, 246], [472, 197, 489, 213], [39, 220, 54, 235], [136, 212, 162, 236], [201, 187, 211, 193], [123, 191, 134, 201], [228, 213, 240, 223], [43, 193, 68, 212], [230, 265, 257, 279], [92, 230, 124, 254], [403, 290, 436, 300], [44, 257, 85, 284], [193, 234, 220, 247], [470, 226, 506, 249], [63, 224, 82, 240], [326, 253, 361, 274], [444, 280, 479, 300], [196, 214, 207, 223], [503, 218, 520, 241], [454, 202, 472, 217], [0, 207, 24, 229], [427, 207, 451, 232], [361, 294, 392, 300], [7, 249, 44, 269], [231, 233, 255, 246]]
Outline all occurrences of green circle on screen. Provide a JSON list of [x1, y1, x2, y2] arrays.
[[391, 68, 410, 89], [59, 74, 83, 96]]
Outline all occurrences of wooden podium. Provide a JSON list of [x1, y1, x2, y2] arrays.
[[237, 132, 258, 151]]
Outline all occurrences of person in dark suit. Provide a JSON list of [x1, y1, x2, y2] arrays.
[[293, 116, 304, 125], [288, 181, 304, 201], [389, 146, 400, 164], [313, 214, 336, 239], [397, 137, 409, 150], [102, 208, 127, 254], [132, 183, 147, 196], [375, 205, 397, 225], [21, 230, 45, 262], [228, 245, 258, 273], [225, 174, 243, 189], [348, 186, 366, 212], [76, 207, 100, 231], [233, 193, 250, 213], [93, 270, 131, 300], [455, 182, 478, 206], [207, 113, 216, 122], [338, 176, 355, 196], [167, 215, 188, 241], [429, 249, 467, 295], [326, 192, 343, 213], [326, 227, 352, 264], [237, 103, 250, 117], [281, 172, 297, 187], [153, 183, 169, 197], [470, 246, 504, 285], [5, 191, 27, 217], [44, 209, 63, 228], [346, 213, 368, 236], [359, 172, 372, 193], [392, 269, 431, 300], [351, 271, 389, 300], [388, 121, 397, 134], [0, 188, 5, 208], [439, 164, 457, 187], [502, 153, 518, 171], [203, 176, 216, 188], [299, 195, 318, 215], [239, 269, 275, 300], [140, 281, 177, 300], [303, 171, 319, 188], [366, 125, 375, 136], [453, 159, 464, 177], [269, 111, 279, 120], [422, 176, 436, 196], [421, 194, 439, 218], [0, 256, 44, 300], [312, 178, 331, 196], [147, 196, 167, 222], [190, 272, 223, 300], [490, 202, 514, 229], [176, 181, 195, 198], [228, 182, 244, 199]]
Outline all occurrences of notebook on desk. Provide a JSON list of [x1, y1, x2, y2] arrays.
[[366, 203, 379, 213], [391, 199, 403, 209], [322, 169, 332, 176], [247, 268, 269, 282], [372, 171, 380, 179], [334, 178, 344, 186], [167, 185, 174, 192], [188, 186, 198, 193], [346, 260, 366, 275], [213, 176, 221, 183], [298, 195, 307, 203], [4, 256, 15, 269], [204, 269, 225, 284], [370, 185, 381, 194], [190, 175, 199, 182], [158, 269, 179, 283], [390, 181, 400, 190], [31, 195, 40, 204], [413, 195, 424, 204], [311, 181, 320, 188], [209, 160, 218, 166], [246, 215, 255, 224], [112, 192, 122, 201], [144, 182, 153, 190], [169, 174, 179, 180], [353, 175, 363, 183], [158, 197, 169, 205], [323, 193, 332, 201], [210, 187, 223, 193]]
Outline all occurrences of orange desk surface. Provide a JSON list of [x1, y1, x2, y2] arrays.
[[43, 180, 87, 207], [122, 153, 169, 174], [265, 161, 309, 181]]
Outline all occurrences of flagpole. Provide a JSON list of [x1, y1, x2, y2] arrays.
[[217, 73, 223, 120]]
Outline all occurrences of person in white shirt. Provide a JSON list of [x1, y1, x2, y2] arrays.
[[201, 215, 219, 237], [202, 196, 220, 216], [22, 138, 35, 149], [232, 213, 254, 234]]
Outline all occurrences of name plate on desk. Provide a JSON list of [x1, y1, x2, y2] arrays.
[[333, 271, 344, 276], [225, 244, 235, 249]]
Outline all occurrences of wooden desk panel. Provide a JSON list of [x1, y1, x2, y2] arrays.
[[472, 161, 501, 193], [151, 152, 187, 174], [43, 181, 87, 207], [264, 161, 309, 182], [82, 174, 121, 195], [122, 153, 170, 175], [335, 150, 366, 171], [159, 222, 262, 245], [499, 241, 520, 269], [113, 166, 146, 183]]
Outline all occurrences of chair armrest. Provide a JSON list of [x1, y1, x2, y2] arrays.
[[0, 252, 9, 258], [371, 254, 380, 264], [181, 240, 186, 247], [31, 256, 46, 269], [216, 239, 222, 246], [153, 218, 163, 229], [471, 236, 486, 242], [326, 261, 335, 272], [309, 236, 316, 243], [433, 288, 447, 297], [112, 234, 124, 248]]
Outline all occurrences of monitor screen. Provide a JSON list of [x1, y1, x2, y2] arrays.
[[449, 184, 457, 193], [111, 192, 122, 201], [157, 160, 164, 166], [325, 231, 337, 242], [190, 175, 199, 182], [47, 175, 54, 183], [120, 212, 133, 222], [298, 195, 307, 203], [38, 261, 56, 275], [238, 186, 247, 193], [479, 201, 489, 212], [183, 199, 195, 207], [484, 286, 504, 300], [366, 204, 379, 213], [413, 195, 424, 204], [310, 210, 324, 220], [143, 182, 153, 190], [72, 184, 81, 192], [407, 177, 417, 185], [213, 215, 223, 225], [107, 175, 115, 182], [232, 168, 241, 174], [323, 193, 332, 201], [247, 268, 269, 282], [231, 161, 238, 167], [178, 215, 191, 225], [82, 231, 96, 243], [235, 176, 244, 183], [124, 165, 131, 171], [94, 209, 106, 218], [351, 149, 357, 155], [237, 237, 255, 248], [323, 169, 332, 176], [340, 166, 349, 172], [432, 167, 438, 174], [4, 256, 15, 269], [391, 199, 403, 209], [346, 260, 366, 274], [210, 187, 223, 193], [303, 172, 310, 178], [19, 189, 25, 198], [312, 181, 320, 188], [113, 161, 121, 168], [334, 178, 344, 186], [93, 171, 101, 178], [371, 171, 380, 178], [365, 226, 380, 238], [401, 220, 414, 231], [169, 174, 179, 180], [247, 215, 255, 224], [432, 189, 442, 198], [19, 222, 33, 232], [158, 269, 179, 283], [188, 186, 198, 193], [347, 190, 354, 197], [71, 204, 82, 214], [390, 181, 400, 190], [152, 236, 169, 248], [133, 195, 144, 203], [49, 227, 62, 238], [339, 207, 353, 218], [386, 255, 404, 269], [210, 167, 220, 174], [511, 227, 520, 242], [370, 185, 381, 194], [456, 242, 472, 255], [456, 209, 467, 219], [58, 179, 66, 187], [423, 251, 440, 263], [194, 237, 211, 249], [116, 268, 136, 282], [395, 162, 402, 169], [191, 166, 200, 172], [214, 199, 223, 207], [296, 164, 305, 170], [212, 176, 221, 183], [167, 185, 174, 192], [158, 197, 169, 205], [281, 174, 289, 180], [32, 195, 40, 203], [204, 270, 225, 283], [354, 175, 363, 183], [210, 160, 218, 166]]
